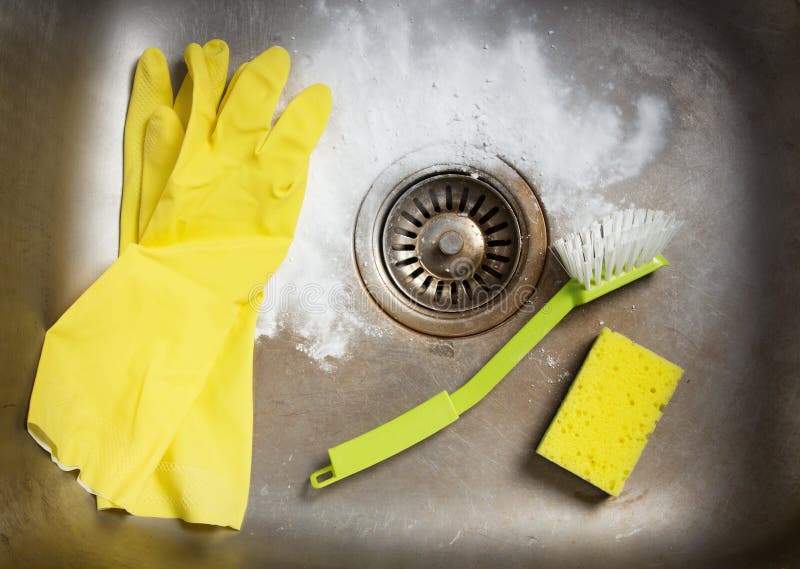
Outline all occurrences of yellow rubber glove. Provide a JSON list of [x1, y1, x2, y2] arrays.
[[100, 40, 284, 524], [97, 40, 231, 514], [27, 43, 331, 528]]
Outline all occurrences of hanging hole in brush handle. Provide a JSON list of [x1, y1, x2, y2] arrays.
[[309, 465, 336, 488]]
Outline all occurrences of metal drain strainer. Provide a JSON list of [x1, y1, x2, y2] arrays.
[[382, 174, 521, 312], [355, 146, 547, 337]]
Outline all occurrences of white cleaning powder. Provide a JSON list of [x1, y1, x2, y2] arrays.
[[255, 3, 671, 370]]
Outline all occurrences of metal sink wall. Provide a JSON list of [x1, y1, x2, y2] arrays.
[[1, 0, 798, 567]]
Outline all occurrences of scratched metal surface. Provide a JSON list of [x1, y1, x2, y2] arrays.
[[1, 0, 798, 567]]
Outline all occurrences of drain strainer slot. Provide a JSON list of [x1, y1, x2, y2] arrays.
[[354, 145, 547, 337], [382, 173, 521, 313]]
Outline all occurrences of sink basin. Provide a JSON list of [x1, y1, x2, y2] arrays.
[[1, 0, 798, 567]]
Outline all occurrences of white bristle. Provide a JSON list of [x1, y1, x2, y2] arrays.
[[552, 208, 682, 289]]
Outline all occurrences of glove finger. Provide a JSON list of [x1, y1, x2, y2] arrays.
[[204, 39, 230, 109], [256, 83, 332, 191], [213, 46, 290, 153], [138, 106, 184, 241], [174, 39, 229, 129], [255, 84, 332, 238], [216, 61, 246, 118], [179, 42, 217, 159], [120, 47, 173, 253]]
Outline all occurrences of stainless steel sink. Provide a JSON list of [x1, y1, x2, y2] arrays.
[[2, 0, 798, 567]]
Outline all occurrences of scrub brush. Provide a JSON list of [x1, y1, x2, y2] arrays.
[[310, 208, 682, 488]]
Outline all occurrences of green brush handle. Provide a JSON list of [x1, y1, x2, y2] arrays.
[[309, 255, 669, 488]]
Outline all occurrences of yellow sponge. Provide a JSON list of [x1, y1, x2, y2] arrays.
[[536, 328, 683, 496]]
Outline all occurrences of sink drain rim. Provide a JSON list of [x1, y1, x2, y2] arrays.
[[354, 145, 547, 337]]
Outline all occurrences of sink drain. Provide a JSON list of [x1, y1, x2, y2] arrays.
[[355, 146, 547, 337], [382, 173, 521, 312]]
